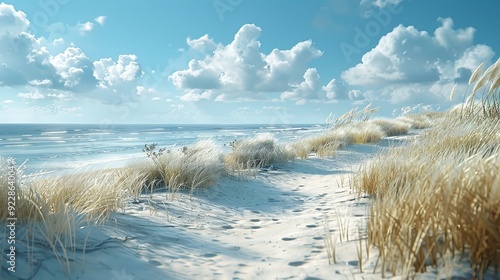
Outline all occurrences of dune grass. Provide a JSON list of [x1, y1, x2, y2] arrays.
[[352, 60, 500, 278], [132, 139, 226, 196], [224, 133, 295, 173], [0, 162, 152, 277], [288, 110, 429, 159]]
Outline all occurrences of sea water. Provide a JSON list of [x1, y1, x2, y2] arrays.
[[0, 123, 323, 176]]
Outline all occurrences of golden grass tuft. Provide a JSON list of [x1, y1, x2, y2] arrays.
[[224, 133, 295, 172], [132, 139, 226, 193], [369, 118, 410, 137], [288, 115, 416, 159], [0, 162, 151, 276], [353, 99, 499, 277]]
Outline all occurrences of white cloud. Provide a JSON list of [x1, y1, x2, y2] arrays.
[[0, 32, 56, 87], [179, 89, 215, 101], [93, 54, 142, 87], [0, 3, 29, 36], [0, 4, 145, 107], [77, 21, 94, 34], [281, 68, 322, 104], [151, 97, 161, 101], [52, 38, 65, 45], [323, 79, 349, 100], [29, 79, 52, 87], [2, 100, 14, 104], [187, 34, 218, 53], [94, 16, 106, 26], [50, 47, 97, 90], [46, 93, 71, 100], [18, 91, 45, 100], [136, 86, 155, 96], [348, 89, 365, 101], [170, 24, 324, 102], [341, 17, 495, 102]]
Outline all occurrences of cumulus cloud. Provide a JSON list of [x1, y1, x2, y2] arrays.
[[93, 54, 142, 87], [281, 68, 322, 104], [323, 79, 349, 100], [50, 47, 97, 91], [0, 3, 143, 104], [337, 16, 498, 106], [136, 86, 155, 96], [0, 31, 55, 87], [186, 34, 218, 53], [0, 3, 29, 36], [342, 18, 495, 88], [170, 24, 325, 102]]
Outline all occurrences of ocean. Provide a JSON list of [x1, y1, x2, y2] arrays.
[[0, 123, 323, 176]]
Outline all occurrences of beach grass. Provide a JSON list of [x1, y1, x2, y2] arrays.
[[288, 113, 425, 159], [224, 133, 295, 173], [131, 139, 226, 195], [353, 60, 500, 278], [2, 70, 494, 277]]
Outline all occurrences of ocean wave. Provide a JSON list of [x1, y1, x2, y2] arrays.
[[40, 131, 68, 135], [120, 137, 140, 141], [28, 136, 63, 140], [4, 144, 32, 147]]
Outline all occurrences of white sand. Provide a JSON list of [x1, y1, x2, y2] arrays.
[[6, 136, 498, 280]]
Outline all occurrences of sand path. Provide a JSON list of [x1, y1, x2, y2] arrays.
[[21, 136, 491, 280]]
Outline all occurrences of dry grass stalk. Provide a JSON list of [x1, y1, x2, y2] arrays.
[[354, 109, 500, 278]]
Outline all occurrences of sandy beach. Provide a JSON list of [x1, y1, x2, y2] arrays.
[[6, 133, 496, 280]]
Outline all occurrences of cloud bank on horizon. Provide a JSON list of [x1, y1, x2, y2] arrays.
[[0, 1, 497, 123]]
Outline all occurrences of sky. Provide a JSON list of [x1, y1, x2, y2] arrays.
[[0, 0, 499, 124]]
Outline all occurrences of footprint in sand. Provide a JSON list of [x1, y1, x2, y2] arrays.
[[306, 224, 318, 228], [250, 219, 260, 222], [281, 237, 296, 241], [312, 236, 323, 240], [203, 253, 218, 258], [348, 260, 359, 266], [288, 261, 306, 267], [148, 259, 162, 266], [292, 209, 304, 213], [221, 225, 234, 230]]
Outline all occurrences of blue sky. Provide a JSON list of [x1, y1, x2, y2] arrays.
[[1, 0, 499, 124]]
